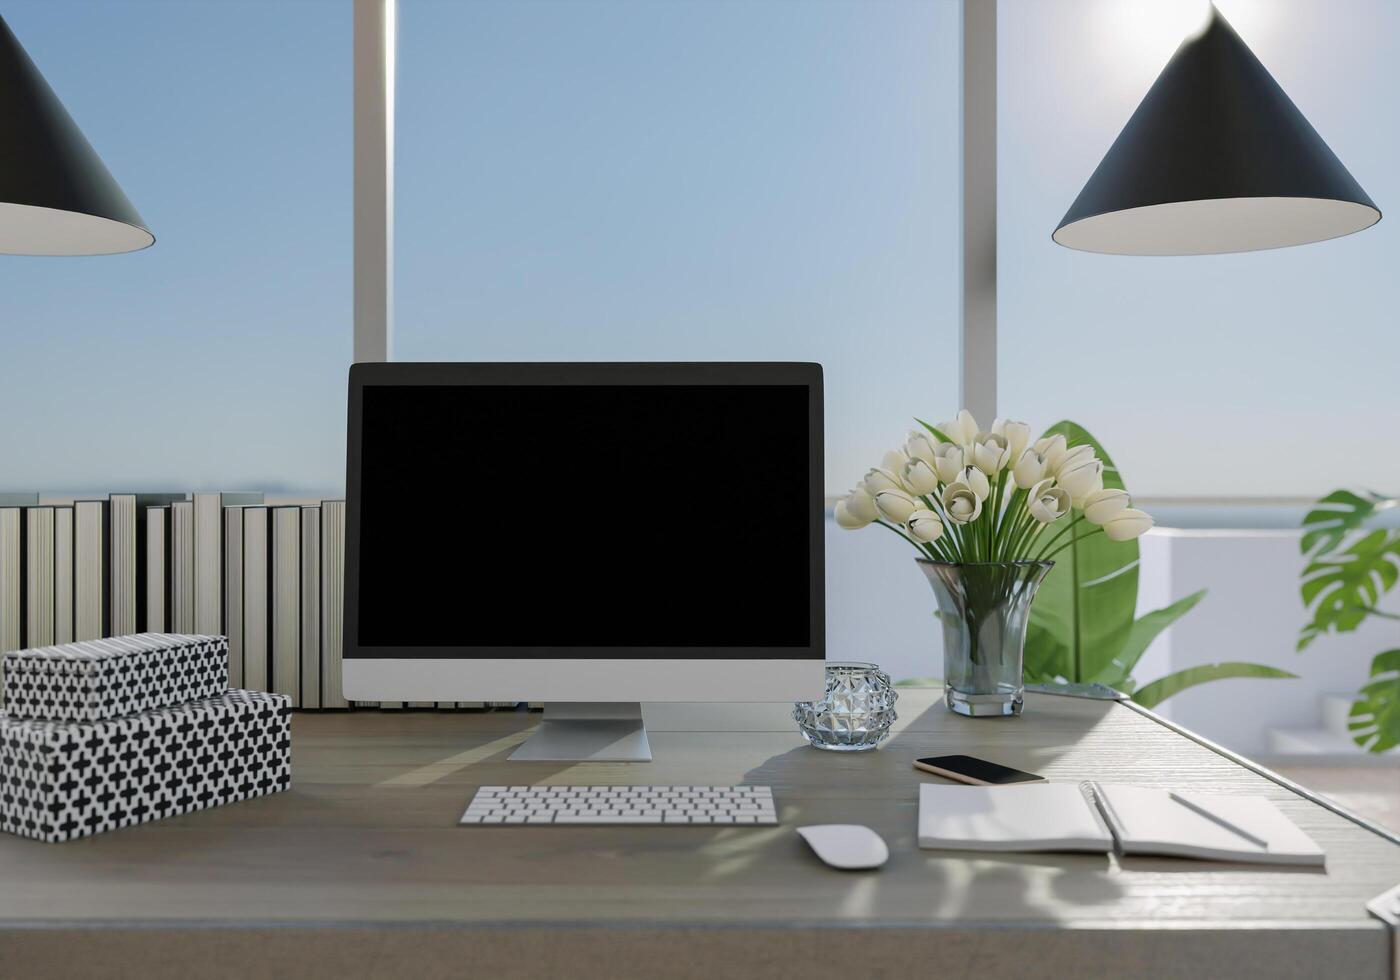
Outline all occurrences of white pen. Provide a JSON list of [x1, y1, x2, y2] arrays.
[[1168, 791, 1269, 850]]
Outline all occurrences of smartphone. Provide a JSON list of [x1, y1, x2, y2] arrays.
[[913, 755, 1045, 786]]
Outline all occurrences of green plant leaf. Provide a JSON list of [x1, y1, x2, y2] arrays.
[[1133, 662, 1297, 709], [1298, 528, 1400, 643], [1024, 421, 1137, 683], [1089, 589, 1208, 687], [1348, 648, 1400, 753], [913, 417, 953, 444], [1300, 489, 1393, 557]]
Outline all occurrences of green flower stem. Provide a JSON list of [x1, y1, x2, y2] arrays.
[[923, 490, 961, 559], [1032, 513, 1083, 561], [874, 519, 939, 561], [1005, 504, 1041, 561], [918, 494, 959, 563], [1005, 494, 1038, 561], [1043, 524, 1105, 561], [996, 486, 1026, 559]]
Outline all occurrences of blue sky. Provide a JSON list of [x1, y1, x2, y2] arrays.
[[0, 0, 350, 493], [1, 0, 1396, 500]]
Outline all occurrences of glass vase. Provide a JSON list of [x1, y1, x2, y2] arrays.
[[917, 559, 1053, 718]]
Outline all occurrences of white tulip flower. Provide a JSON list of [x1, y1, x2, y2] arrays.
[[861, 467, 904, 494], [845, 486, 879, 524], [941, 483, 983, 524], [881, 449, 911, 474], [1034, 434, 1068, 472], [957, 465, 991, 501], [1050, 444, 1095, 477], [1102, 508, 1154, 541], [931, 442, 965, 484], [992, 418, 1032, 464], [1027, 479, 1072, 523], [971, 432, 1012, 474], [874, 488, 919, 524], [834, 499, 870, 529], [1056, 458, 1104, 504], [1012, 449, 1048, 489], [905, 430, 940, 467], [902, 457, 940, 495], [940, 409, 980, 446], [907, 509, 945, 543], [1081, 488, 1131, 526]]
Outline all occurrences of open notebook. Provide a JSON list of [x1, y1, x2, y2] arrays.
[[917, 782, 1325, 866]]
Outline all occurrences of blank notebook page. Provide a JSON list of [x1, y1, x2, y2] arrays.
[[917, 782, 1113, 853], [1097, 784, 1326, 866]]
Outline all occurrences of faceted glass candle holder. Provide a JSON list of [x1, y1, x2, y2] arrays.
[[793, 662, 898, 751]]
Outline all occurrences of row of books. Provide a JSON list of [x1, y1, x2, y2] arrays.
[[0, 491, 498, 711]]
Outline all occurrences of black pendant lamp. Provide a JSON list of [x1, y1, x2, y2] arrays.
[[0, 15, 152, 255], [1054, 6, 1379, 256]]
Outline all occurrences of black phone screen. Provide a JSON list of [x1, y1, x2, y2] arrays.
[[916, 755, 1043, 785]]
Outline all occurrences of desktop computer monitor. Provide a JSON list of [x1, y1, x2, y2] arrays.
[[342, 361, 825, 760]]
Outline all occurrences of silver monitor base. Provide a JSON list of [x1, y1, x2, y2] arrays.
[[508, 702, 653, 762]]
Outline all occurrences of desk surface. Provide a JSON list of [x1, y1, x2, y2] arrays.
[[2, 689, 1398, 979]]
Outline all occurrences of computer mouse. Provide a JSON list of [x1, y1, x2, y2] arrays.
[[796, 824, 889, 870]]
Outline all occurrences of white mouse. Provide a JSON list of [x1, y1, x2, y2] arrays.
[[796, 824, 889, 870]]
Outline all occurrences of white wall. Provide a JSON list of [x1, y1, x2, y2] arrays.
[[826, 519, 943, 683], [1136, 529, 1395, 756], [826, 521, 1397, 757]]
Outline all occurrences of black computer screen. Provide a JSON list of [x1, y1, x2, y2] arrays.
[[353, 380, 814, 655]]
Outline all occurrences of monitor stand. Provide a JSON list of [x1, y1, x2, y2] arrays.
[[508, 702, 653, 762]]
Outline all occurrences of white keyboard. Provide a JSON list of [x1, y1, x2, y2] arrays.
[[460, 785, 778, 825]]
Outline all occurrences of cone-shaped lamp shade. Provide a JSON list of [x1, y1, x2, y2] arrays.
[[0, 15, 151, 255], [1053, 8, 1379, 256]]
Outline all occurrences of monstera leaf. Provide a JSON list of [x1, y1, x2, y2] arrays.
[[1301, 489, 1395, 557], [1348, 649, 1400, 753], [1298, 528, 1400, 651], [1024, 421, 1138, 684]]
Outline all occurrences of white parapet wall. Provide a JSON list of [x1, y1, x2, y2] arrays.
[[1136, 528, 1395, 758], [826, 519, 1398, 758]]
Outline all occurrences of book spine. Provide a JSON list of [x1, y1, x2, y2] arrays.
[[73, 500, 109, 641], [0, 508, 21, 652], [108, 495, 138, 637], [53, 506, 73, 645], [320, 501, 348, 709], [241, 507, 270, 691], [24, 507, 55, 648], [169, 501, 195, 633], [193, 493, 223, 635], [271, 506, 300, 706], [224, 507, 245, 689], [145, 507, 167, 632], [299, 507, 321, 709]]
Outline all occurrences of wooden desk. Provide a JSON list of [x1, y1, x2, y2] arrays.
[[2, 689, 1397, 979]]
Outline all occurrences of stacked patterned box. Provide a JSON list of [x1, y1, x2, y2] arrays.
[[0, 633, 290, 842]]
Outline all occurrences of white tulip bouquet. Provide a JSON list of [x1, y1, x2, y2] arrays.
[[834, 410, 1154, 563]]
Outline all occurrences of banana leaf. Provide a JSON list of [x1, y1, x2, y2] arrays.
[[1134, 662, 1297, 709], [1023, 421, 1137, 683], [1089, 589, 1206, 686]]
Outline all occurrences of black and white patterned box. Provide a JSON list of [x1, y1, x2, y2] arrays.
[[2, 633, 228, 722], [0, 689, 290, 842]]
